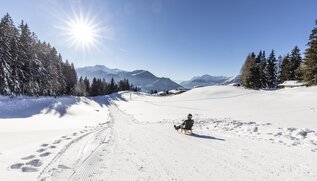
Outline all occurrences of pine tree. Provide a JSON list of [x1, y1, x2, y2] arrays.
[[289, 46, 302, 80], [0, 14, 78, 96], [18, 21, 36, 95], [0, 13, 14, 95], [266, 50, 277, 88], [279, 55, 290, 83], [62, 61, 77, 95], [256, 50, 267, 88], [303, 20, 317, 85], [240, 53, 261, 89], [90, 77, 98, 96], [83, 77, 90, 96]]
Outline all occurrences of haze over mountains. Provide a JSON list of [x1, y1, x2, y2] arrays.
[[76, 65, 240, 91], [180, 75, 240, 88]]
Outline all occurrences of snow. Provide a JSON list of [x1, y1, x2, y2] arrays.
[[279, 80, 304, 87], [131, 70, 145, 76], [0, 96, 110, 180], [1, 86, 317, 180]]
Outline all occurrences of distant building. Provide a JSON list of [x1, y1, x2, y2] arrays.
[[278, 81, 304, 88]]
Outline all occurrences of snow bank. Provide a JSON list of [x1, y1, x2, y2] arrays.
[[0, 96, 111, 180]]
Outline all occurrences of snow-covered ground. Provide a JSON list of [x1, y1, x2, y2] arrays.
[[0, 86, 317, 180]]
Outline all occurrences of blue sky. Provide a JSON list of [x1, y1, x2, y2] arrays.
[[1, 0, 317, 81]]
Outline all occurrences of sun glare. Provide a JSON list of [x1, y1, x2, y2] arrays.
[[69, 19, 96, 45], [57, 9, 106, 51]]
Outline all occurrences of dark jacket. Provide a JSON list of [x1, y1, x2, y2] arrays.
[[181, 119, 194, 130]]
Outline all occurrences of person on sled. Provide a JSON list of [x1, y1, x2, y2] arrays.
[[174, 113, 194, 134]]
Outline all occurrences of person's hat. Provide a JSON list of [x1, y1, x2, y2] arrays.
[[187, 113, 192, 117]]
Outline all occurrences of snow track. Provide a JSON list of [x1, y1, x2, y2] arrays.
[[40, 103, 317, 181]]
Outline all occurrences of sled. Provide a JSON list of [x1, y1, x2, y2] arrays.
[[177, 129, 193, 135], [174, 124, 193, 135]]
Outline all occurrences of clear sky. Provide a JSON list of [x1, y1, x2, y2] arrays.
[[1, 0, 317, 81]]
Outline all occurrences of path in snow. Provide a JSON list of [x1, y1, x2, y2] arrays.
[[41, 104, 317, 181]]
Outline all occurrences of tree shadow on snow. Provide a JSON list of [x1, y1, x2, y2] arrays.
[[0, 97, 81, 118], [190, 133, 225, 141], [88, 93, 127, 107]]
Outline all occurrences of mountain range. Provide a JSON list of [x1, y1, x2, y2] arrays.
[[76, 65, 182, 91], [180, 74, 240, 88], [76, 65, 240, 91]]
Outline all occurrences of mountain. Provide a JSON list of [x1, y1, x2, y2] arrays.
[[180, 74, 240, 88], [76, 65, 182, 91]]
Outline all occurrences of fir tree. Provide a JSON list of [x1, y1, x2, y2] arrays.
[[303, 20, 317, 85], [0, 13, 14, 95], [279, 55, 290, 83], [241, 53, 261, 89], [256, 50, 267, 88], [266, 50, 277, 88], [289, 46, 302, 80]]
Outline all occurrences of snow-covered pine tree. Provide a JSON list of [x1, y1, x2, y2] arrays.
[[9, 23, 23, 96], [18, 21, 41, 95], [37, 41, 53, 96], [276, 55, 283, 84], [57, 54, 66, 95], [48, 47, 60, 96], [303, 20, 317, 85], [0, 13, 14, 95]]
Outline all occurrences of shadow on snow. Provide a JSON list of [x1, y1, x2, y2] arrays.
[[88, 93, 127, 107], [190, 133, 226, 141], [0, 96, 81, 119]]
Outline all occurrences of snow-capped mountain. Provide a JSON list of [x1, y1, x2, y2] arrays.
[[76, 65, 182, 91], [180, 74, 240, 88]]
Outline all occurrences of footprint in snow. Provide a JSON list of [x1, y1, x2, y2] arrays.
[[21, 155, 35, 160], [72, 132, 77, 136], [21, 167, 38, 172], [41, 143, 49, 147], [49, 145, 56, 149], [26, 159, 42, 167], [53, 140, 61, 144], [10, 163, 24, 169], [61, 136, 67, 139], [37, 148, 46, 153], [39, 152, 51, 157]]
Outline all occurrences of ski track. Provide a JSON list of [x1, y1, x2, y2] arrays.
[[38, 104, 317, 181]]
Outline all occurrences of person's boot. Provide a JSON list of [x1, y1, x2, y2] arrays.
[[174, 125, 179, 130]]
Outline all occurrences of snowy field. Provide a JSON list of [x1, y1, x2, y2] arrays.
[[0, 86, 317, 180]]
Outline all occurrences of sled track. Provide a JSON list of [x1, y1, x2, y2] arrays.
[[38, 123, 113, 181], [39, 104, 317, 181]]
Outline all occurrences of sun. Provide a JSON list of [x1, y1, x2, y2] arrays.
[[69, 20, 96, 46], [57, 10, 105, 51]]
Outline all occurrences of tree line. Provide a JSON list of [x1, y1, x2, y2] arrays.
[[240, 20, 317, 89], [0, 13, 77, 96], [75, 77, 138, 96], [0, 13, 137, 97]]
